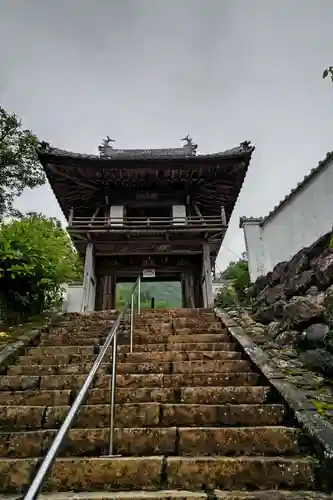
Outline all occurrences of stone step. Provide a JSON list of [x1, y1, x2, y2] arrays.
[[25, 343, 238, 359], [177, 426, 299, 456], [40, 336, 102, 346], [113, 373, 259, 390], [17, 350, 242, 366], [8, 491, 331, 500], [214, 492, 333, 499], [7, 360, 252, 377], [0, 427, 177, 458], [121, 350, 242, 363], [116, 342, 238, 354], [0, 426, 299, 458], [116, 360, 252, 375], [160, 404, 286, 427], [0, 390, 71, 406], [170, 325, 225, 334], [0, 404, 286, 430], [17, 491, 210, 500], [26, 346, 96, 357], [165, 333, 232, 344], [86, 386, 268, 405], [0, 456, 315, 493], [18, 355, 73, 365], [165, 456, 315, 490], [39, 332, 232, 346], [173, 318, 222, 328], [7, 363, 110, 376], [35, 372, 259, 391]]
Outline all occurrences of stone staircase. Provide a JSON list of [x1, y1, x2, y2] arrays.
[[0, 308, 331, 499]]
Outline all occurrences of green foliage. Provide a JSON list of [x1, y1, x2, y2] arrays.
[[0, 106, 45, 219], [323, 67, 333, 82], [116, 281, 182, 309], [214, 286, 238, 308], [0, 213, 83, 323], [220, 253, 250, 299]]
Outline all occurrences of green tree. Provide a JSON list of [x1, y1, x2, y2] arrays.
[[0, 106, 45, 218], [220, 253, 250, 302], [0, 213, 83, 322]]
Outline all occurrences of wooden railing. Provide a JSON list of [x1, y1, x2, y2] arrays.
[[68, 216, 225, 232]]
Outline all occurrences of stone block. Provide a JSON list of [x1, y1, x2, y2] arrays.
[[172, 360, 251, 374], [178, 426, 299, 456], [0, 457, 163, 492], [87, 387, 175, 404], [169, 333, 230, 344], [0, 405, 44, 430], [162, 373, 259, 388], [180, 386, 268, 405], [44, 403, 160, 429], [117, 361, 171, 375], [0, 375, 40, 391], [40, 374, 87, 390], [165, 456, 315, 490], [0, 390, 70, 406]]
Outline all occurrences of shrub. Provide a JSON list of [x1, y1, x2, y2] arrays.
[[0, 213, 83, 323]]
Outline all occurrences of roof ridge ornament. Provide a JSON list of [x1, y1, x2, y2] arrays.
[[181, 135, 198, 156], [240, 140, 252, 150], [99, 136, 115, 157]]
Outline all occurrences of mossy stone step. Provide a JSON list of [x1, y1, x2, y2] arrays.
[[0, 404, 286, 430], [0, 456, 315, 493], [0, 426, 299, 458]]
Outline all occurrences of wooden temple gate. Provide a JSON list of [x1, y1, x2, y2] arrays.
[[37, 137, 254, 311]]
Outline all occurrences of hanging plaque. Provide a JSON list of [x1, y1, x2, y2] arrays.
[[142, 269, 156, 278]]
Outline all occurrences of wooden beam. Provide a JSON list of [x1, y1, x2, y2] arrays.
[[48, 165, 97, 191]]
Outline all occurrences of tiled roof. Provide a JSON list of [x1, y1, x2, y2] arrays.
[[37, 141, 255, 162], [239, 150, 333, 228], [239, 216, 265, 228]]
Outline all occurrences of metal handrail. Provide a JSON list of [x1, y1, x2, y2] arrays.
[[24, 277, 141, 500]]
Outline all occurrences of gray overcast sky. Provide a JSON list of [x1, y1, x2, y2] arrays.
[[1, 0, 333, 271]]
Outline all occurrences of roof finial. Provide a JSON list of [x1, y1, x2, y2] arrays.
[[98, 136, 115, 156], [240, 140, 252, 150], [181, 135, 198, 156]]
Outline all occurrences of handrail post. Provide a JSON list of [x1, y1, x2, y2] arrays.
[[138, 276, 141, 315], [108, 331, 117, 456], [130, 292, 134, 353]]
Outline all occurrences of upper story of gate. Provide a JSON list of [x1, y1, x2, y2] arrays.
[[37, 136, 254, 257]]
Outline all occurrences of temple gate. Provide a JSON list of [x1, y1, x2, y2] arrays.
[[38, 136, 254, 311]]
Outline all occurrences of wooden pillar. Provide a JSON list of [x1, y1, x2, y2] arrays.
[[102, 275, 117, 310], [202, 242, 213, 308], [184, 271, 195, 309], [193, 272, 203, 308], [181, 275, 186, 308], [110, 276, 117, 310], [95, 276, 104, 311]]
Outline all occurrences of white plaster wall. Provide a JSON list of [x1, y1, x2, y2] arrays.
[[63, 285, 83, 312], [243, 158, 333, 281], [242, 223, 266, 281]]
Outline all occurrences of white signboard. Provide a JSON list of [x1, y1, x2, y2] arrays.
[[142, 269, 156, 278], [109, 205, 124, 226], [172, 204, 186, 225]]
